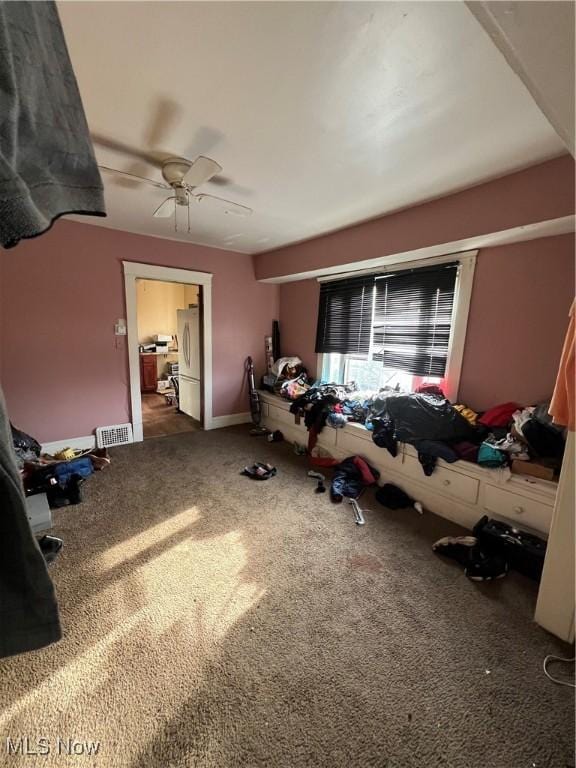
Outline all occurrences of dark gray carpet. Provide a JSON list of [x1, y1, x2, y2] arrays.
[[0, 427, 573, 768]]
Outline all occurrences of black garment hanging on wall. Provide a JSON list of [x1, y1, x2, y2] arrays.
[[0, 1, 106, 656]]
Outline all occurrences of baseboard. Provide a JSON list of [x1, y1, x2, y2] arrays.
[[41, 435, 96, 454], [210, 412, 252, 429]]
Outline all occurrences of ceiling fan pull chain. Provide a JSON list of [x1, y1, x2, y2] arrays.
[[187, 194, 191, 233]]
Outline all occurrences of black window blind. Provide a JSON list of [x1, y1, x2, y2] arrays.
[[371, 262, 458, 377], [315, 274, 375, 356]]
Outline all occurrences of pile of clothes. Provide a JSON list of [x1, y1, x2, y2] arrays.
[[330, 455, 379, 503], [285, 381, 566, 477], [12, 424, 110, 508], [261, 357, 313, 400]]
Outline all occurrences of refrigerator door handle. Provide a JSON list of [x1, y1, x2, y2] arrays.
[[183, 323, 190, 368]]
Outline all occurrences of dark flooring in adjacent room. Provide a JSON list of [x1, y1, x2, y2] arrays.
[[142, 392, 198, 438], [1, 427, 573, 768]]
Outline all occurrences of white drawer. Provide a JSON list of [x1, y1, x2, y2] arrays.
[[402, 456, 480, 505], [336, 427, 406, 472], [483, 485, 553, 534], [267, 403, 304, 431]]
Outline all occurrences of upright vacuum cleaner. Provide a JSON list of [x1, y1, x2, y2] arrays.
[[246, 356, 268, 435]]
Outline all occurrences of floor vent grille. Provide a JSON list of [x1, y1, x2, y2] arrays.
[[96, 423, 133, 448]]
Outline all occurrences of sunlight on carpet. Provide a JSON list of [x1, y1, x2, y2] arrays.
[[100, 507, 201, 570], [0, 524, 264, 766]]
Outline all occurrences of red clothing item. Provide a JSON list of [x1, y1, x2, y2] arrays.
[[478, 402, 522, 428], [352, 456, 378, 485]]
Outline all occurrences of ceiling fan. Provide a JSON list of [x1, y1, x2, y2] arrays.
[[98, 155, 252, 230]]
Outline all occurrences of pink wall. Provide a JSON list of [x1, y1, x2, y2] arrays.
[[255, 155, 575, 281], [279, 234, 575, 411], [279, 280, 319, 374], [0, 221, 279, 442], [458, 234, 575, 410]]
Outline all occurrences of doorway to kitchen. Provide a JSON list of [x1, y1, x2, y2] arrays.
[[136, 278, 202, 438], [123, 262, 213, 442]]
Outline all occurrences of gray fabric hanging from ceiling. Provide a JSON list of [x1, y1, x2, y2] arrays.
[[0, 1, 106, 249]]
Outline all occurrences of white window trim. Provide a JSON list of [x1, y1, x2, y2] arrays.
[[316, 250, 477, 403], [123, 261, 214, 441]]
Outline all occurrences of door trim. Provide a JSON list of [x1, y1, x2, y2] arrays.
[[123, 261, 214, 441]]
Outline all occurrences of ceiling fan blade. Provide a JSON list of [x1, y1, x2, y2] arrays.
[[98, 165, 170, 190], [144, 97, 183, 148], [184, 156, 223, 187], [193, 193, 252, 217], [92, 133, 168, 167], [153, 197, 177, 218]]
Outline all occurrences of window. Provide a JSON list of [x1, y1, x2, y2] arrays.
[[315, 255, 476, 401]]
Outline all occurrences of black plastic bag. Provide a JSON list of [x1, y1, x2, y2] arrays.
[[385, 393, 478, 444], [473, 515, 546, 580], [11, 423, 41, 466]]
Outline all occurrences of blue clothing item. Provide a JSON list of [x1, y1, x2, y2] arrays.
[[478, 443, 507, 468], [326, 412, 347, 429], [54, 456, 94, 485]]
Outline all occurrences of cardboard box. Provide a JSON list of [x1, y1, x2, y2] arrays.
[[511, 460, 556, 482]]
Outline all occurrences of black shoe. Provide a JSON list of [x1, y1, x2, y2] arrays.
[[465, 550, 508, 581], [432, 536, 478, 566], [241, 462, 277, 480], [38, 535, 63, 565]]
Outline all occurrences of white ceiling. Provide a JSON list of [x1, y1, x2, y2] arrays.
[[59, 1, 565, 254]]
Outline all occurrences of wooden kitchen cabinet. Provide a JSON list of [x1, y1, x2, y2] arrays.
[[140, 354, 157, 393]]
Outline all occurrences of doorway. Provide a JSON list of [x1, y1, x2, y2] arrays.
[[123, 262, 214, 442], [136, 278, 202, 438]]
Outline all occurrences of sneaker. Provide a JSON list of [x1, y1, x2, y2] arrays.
[[465, 551, 508, 581], [432, 536, 478, 566]]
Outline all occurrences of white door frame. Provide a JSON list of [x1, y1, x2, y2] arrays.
[[123, 261, 214, 441]]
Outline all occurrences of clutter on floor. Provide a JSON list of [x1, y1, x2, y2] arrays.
[[433, 534, 509, 581], [13, 425, 110, 500], [307, 470, 326, 494], [473, 514, 547, 580], [432, 514, 548, 582], [375, 483, 424, 515], [241, 462, 277, 480], [330, 455, 379, 503], [348, 497, 366, 525]]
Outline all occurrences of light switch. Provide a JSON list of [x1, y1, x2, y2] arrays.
[[115, 319, 127, 336]]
